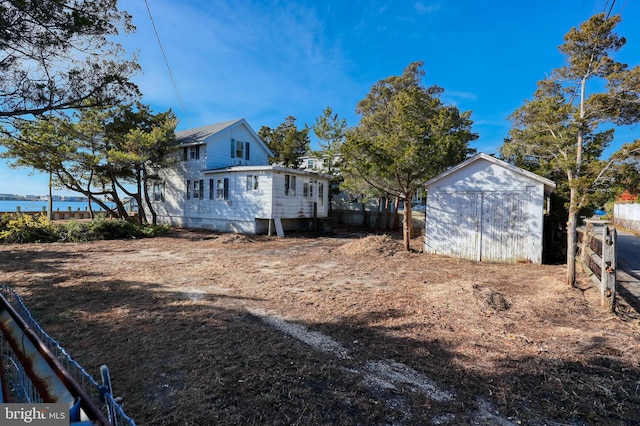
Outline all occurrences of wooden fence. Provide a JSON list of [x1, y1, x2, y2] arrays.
[[577, 221, 617, 311], [331, 209, 425, 235]]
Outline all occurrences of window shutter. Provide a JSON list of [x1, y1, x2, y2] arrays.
[[245, 142, 250, 161], [183, 147, 188, 161], [230, 139, 235, 158], [196, 145, 200, 160], [223, 178, 229, 200], [186, 180, 191, 200], [199, 179, 204, 199], [209, 179, 214, 200]]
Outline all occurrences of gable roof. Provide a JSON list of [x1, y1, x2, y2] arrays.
[[175, 118, 244, 145], [424, 152, 556, 193], [174, 118, 273, 156]]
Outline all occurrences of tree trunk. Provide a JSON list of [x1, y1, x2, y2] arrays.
[[402, 194, 413, 251], [85, 181, 95, 219], [384, 196, 391, 230], [47, 170, 53, 221], [566, 78, 587, 286], [142, 170, 157, 225], [566, 195, 577, 286], [135, 168, 144, 225], [392, 197, 400, 230]]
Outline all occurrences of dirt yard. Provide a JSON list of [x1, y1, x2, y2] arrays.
[[1, 228, 639, 425]]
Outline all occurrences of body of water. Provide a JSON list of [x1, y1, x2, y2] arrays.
[[0, 200, 118, 213]]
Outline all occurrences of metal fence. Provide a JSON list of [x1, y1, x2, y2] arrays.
[[0, 285, 135, 425]]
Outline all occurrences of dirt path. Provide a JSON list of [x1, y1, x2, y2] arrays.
[[0, 229, 639, 425]]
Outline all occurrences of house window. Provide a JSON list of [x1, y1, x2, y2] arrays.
[[230, 139, 250, 161], [152, 182, 165, 202], [216, 178, 229, 200], [318, 182, 324, 206], [303, 178, 314, 198], [193, 179, 204, 200], [183, 145, 200, 161], [284, 174, 296, 196], [246, 175, 258, 191], [235, 140, 244, 159]]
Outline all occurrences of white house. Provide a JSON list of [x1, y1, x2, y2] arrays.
[[424, 153, 555, 264], [149, 118, 331, 235]]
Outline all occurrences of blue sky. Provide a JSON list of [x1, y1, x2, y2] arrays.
[[2, 0, 639, 196]]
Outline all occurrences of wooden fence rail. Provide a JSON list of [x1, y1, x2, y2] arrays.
[[577, 221, 617, 312]]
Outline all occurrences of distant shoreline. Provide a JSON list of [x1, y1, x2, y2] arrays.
[[0, 195, 89, 202], [0, 200, 118, 213]]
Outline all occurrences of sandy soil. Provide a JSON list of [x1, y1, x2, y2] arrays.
[[0, 228, 639, 425]]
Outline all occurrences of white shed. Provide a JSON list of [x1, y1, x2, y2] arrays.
[[424, 153, 555, 264]]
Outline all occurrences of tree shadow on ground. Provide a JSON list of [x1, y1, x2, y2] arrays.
[[0, 246, 638, 425]]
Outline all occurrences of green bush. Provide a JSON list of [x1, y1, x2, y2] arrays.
[[0, 213, 55, 243], [86, 218, 169, 239], [0, 214, 170, 243], [52, 220, 91, 243], [86, 218, 138, 240]]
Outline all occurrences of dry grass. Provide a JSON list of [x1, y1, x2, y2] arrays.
[[1, 228, 639, 425]]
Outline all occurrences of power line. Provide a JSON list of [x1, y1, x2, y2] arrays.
[[605, 0, 616, 18], [143, 0, 195, 133]]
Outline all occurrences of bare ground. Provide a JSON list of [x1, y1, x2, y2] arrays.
[[1, 228, 639, 425]]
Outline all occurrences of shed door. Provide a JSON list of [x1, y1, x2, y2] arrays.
[[480, 191, 530, 262], [429, 191, 482, 260], [428, 190, 530, 262]]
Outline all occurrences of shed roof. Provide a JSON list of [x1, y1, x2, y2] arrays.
[[424, 153, 556, 194]]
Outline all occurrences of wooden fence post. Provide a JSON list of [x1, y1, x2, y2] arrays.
[[601, 225, 617, 312]]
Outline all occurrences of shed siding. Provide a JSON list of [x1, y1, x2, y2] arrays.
[[426, 191, 481, 260]]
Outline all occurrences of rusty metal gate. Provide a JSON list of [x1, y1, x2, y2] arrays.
[[0, 285, 135, 425]]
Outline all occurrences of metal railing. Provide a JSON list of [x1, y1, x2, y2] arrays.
[[0, 285, 136, 425]]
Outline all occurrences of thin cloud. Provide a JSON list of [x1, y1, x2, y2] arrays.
[[414, 2, 440, 15], [127, 0, 352, 130]]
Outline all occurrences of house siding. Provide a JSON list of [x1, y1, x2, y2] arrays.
[[148, 119, 330, 234], [270, 171, 328, 219], [205, 124, 269, 169], [151, 166, 329, 234]]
